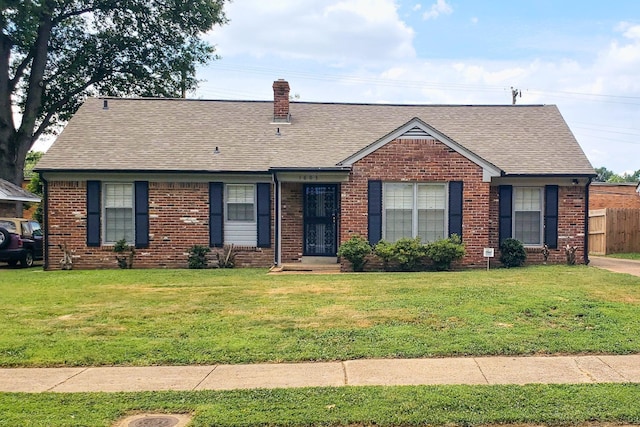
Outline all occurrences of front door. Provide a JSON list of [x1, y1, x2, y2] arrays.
[[303, 184, 338, 256]]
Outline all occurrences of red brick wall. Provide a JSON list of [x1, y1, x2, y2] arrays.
[[45, 180, 274, 270], [340, 137, 490, 267], [488, 185, 587, 265], [590, 184, 640, 209], [280, 182, 303, 262]]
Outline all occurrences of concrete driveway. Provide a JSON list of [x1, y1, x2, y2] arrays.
[[590, 256, 640, 277]]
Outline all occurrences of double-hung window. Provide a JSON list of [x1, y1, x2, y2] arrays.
[[225, 184, 257, 246], [226, 184, 255, 222], [383, 182, 447, 243], [513, 187, 542, 245], [103, 183, 134, 243]]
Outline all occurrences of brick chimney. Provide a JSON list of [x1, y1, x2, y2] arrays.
[[272, 79, 290, 122]]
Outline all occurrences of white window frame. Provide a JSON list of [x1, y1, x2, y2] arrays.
[[382, 182, 448, 243], [102, 182, 135, 245], [224, 183, 257, 246], [225, 184, 256, 223], [512, 186, 544, 247]]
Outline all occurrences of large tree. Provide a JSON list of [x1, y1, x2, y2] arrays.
[[0, 0, 226, 185]]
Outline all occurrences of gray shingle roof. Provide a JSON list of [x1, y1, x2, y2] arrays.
[[0, 179, 41, 203], [37, 97, 595, 176]]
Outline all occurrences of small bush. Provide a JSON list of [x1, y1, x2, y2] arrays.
[[373, 240, 395, 271], [113, 238, 135, 269], [216, 244, 236, 268], [425, 234, 466, 271], [337, 235, 371, 272], [188, 245, 210, 269], [500, 238, 526, 268], [390, 237, 427, 271]]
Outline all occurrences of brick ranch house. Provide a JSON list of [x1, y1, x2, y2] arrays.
[[36, 79, 596, 270]]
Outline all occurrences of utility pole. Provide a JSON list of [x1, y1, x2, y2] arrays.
[[511, 87, 521, 105]]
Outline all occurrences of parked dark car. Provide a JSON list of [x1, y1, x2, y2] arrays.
[[0, 218, 43, 268]]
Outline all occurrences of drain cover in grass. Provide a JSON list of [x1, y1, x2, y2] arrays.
[[115, 414, 191, 427], [129, 416, 179, 427]]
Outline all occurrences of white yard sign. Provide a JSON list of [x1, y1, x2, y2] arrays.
[[483, 248, 495, 270]]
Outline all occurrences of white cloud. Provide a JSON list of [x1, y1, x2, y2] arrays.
[[422, 0, 453, 20], [207, 0, 415, 65], [198, 15, 640, 172], [471, 17, 479, 24], [412, 3, 422, 11]]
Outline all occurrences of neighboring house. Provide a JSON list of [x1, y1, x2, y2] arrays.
[[0, 178, 41, 218], [36, 79, 596, 270], [589, 182, 640, 209]]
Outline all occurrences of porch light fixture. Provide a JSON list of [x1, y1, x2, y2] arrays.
[[213, 146, 220, 155], [276, 127, 281, 136], [572, 179, 579, 185]]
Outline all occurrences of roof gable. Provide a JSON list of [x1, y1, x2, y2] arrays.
[[338, 118, 502, 182]]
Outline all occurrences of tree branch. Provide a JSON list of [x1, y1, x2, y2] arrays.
[[52, 6, 101, 25], [9, 49, 35, 92], [32, 74, 103, 141]]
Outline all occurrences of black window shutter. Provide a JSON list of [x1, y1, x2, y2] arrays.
[[209, 182, 224, 247], [368, 180, 382, 245], [134, 181, 149, 248], [448, 181, 463, 239], [498, 185, 513, 245], [256, 183, 271, 248], [86, 180, 101, 247], [544, 185, 559, 249]]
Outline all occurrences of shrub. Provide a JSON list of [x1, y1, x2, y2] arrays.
[[373, 240, 395, 271], [390, 237, 427, 271], [113, 238, 135, 269], [500, 238, 526, 268], [425, 234, 466, 271], [188, 245, 210, 269], [216, 244, 236, 268], [337, 235, 371, 272]]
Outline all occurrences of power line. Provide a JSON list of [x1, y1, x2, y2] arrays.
[[198, 64, 640, 106]]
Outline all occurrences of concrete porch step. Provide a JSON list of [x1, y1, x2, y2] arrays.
[[270, 263, 341, 274]]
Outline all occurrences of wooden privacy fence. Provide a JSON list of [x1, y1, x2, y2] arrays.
[[589, 208, 640, 255]]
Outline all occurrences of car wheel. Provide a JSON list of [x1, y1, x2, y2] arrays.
[[0, 228, 10, 250], [20, 251, 34, 268]]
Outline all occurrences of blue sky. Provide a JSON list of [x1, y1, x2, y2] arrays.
[[188, 0, 640, 175]]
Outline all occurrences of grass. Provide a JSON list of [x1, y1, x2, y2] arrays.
[[607, 252, 640, 260], [1, 265, 639, 367], [2, 384, 640, 426]]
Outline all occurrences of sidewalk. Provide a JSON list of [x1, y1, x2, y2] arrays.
[[2, 354, 640, 393]]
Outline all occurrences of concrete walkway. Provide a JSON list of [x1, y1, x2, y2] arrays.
[[2, 355, 640, 393], [590, 256, 640, 277]]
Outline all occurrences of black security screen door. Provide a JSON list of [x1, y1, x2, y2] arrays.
[[303, 184, 338, 256]]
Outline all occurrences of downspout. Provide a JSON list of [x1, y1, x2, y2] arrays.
[[584, 177, 593, 265], [273, 173, 280, 266], [41, 173, 49, 270]]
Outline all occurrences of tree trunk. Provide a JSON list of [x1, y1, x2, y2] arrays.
[[0, 6, 52, 186], [0, 130, 31, 185]]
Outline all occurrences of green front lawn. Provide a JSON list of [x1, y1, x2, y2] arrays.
[[607, 253, 640, 260], [2, 384, 640, 427], [1, 266, 639, 367]]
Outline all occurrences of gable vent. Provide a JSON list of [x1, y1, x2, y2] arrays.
[[398, 126, 435, 139]]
